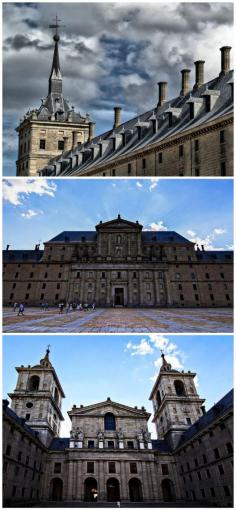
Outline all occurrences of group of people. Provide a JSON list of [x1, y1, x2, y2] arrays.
[[13, 302, 25, 316], [59, 302, 96, 314]]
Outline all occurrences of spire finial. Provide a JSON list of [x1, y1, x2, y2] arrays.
[[49, 15, 66, 42], [46, 344, 51, 358]]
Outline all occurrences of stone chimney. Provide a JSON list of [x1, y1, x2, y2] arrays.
[[113, 107, 122, 129], [157, 82, 167, 107], [219, 46, 232, 77], [193, 60, 205, 91], [180, 69, 191, 96], [89, 122, 95, 141]]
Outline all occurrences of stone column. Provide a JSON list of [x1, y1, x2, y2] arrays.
[[76, 460, 83, 501], [67, 461, 75, 500]]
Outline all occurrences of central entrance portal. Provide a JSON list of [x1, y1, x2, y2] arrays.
[[114, 288, 124, 306]]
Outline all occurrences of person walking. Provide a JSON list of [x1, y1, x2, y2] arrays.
[[13, 302, 18, 312], [18, 303, 25, 316]]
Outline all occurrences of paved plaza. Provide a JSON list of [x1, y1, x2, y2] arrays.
[[3, 307, 233, 333]]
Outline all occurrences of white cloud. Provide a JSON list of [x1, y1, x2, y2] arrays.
[[149, 179, 159, 191], [187, 227, 228, 250], [3, 179, 57, 205], [120, 73, 146, 88], [21, 209, 42, 219], [136, 181, 143, 188], [214, 228, 226, 235], [144, 221, 168, 232], [125, 338, 154, 356]]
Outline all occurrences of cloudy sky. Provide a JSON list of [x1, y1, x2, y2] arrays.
[[3, 178, 233, 251], [3, 334, 233, 437], [3, 2, 234, 175]]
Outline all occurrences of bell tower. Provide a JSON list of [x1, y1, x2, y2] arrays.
[[8, 347, 65, 447], [149, 353, 205, 449], [16, 17, 94, 176]]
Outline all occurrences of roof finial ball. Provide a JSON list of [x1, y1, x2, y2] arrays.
[[160, 351, 172, 371], [53, 34, 60, 42]]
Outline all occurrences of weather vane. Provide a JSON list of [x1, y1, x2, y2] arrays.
[[49, 15, 66, 40]]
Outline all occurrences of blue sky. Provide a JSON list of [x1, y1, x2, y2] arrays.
[[3, 334, 233, 437], [3, 178, 233, 251], [3, 2, 234, 175]]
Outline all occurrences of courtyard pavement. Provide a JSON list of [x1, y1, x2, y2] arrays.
[[3, 307, 233, 333]]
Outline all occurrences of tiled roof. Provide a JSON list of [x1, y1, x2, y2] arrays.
[[177, 389, 233, 449], [39, 70, 233, 176]]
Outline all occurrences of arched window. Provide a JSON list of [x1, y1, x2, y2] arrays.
[[174, 380, 186, 396], [156, 390, 161, 407], [29, 375, 40, 391], [104, 413, 116, 431]]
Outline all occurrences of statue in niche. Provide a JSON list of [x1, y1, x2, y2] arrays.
[[97, 431, 104, 441], [137, 431, 144, 441], [70, 427, 84, 440], [143, 430, 151, 441], [117, 428, 124, 439]]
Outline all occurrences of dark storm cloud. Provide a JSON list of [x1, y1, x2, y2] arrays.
[[4, 34, 52, 51], [3, 2, 234, 175]]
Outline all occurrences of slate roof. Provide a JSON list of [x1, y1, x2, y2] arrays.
[[177, 389, 233, 449], [49, 437, 70, 451], [151, 439, 171, 453], [39, 69, 233, 176], [196, 250, 233, 261], [47, 230, 192, 244], [3, 250, 44, 262]]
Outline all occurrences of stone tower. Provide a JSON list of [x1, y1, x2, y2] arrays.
[[8, 348, 65, 447], [16, 20, 95, 176], [149, 353, 205, 449]]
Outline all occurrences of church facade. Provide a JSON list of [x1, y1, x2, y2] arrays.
[[3, 216, 233, 308], [3, 349, 233, 506]]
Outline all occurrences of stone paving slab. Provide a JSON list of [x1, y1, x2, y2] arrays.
[[3, 307, 233, 333]]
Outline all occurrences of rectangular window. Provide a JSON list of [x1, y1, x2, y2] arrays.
[[218, 464, 224, 475], [178, 284, 182, 290], [187, 417, 192, 424], [220, 130, 225, 144], [161, 464, 169, 475], [40, 293, 44, 300], [210, 488, 216, 497], [180, 294, 184, 301], [194, 458, 198, 467], [142, 158, 146, 169], [58, 140, 64, 151], [194, 139, 199, 151], [87, 462, 94, 473], [18, 451, 22, 461], [88, 440, 94, 449], [206, 469, 211, 478], [54, 463, 61, 473], [77, 272, 80, 278], [203, 454, 207, 464], [158, 152, 163, 163], [226, 442, 233, 454], [26, 413, 30, 421], [128, 163, 132, 175], [58, 273, 62, 278], [130, 462, 137, 474], [195, 294, 199, 301], [214, 448, 220, 459], [15, 272, 19, 278], [179, 145, 184, 157], [39, 139, 46, 150], [221, 161, 226, 176], [27, 283, 31, 290], [12, 486, 17, 497], [197, 471, 201, 480], [224, 486, 230, 497], [201, 489, 205, 498], [107, 440, 114, 449], [127, 441, 134, 449], [57, 283, 60, 289], [26, 456, 29, 465], [109, 462, 116, 473]]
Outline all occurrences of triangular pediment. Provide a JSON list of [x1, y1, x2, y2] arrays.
[[68, 399, 150, 419], [96, 216, 143, 231]]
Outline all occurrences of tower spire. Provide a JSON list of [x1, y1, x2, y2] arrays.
[[48, 16, 65, 94]]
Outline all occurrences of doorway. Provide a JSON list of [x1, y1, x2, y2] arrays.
[[161, 479, 176, 502], [50, 478, 63, 501], [114, 288, 124, 306], [84, 477, 98, 502], [107, 478, 120, 501], [129, 478, 143, 502]]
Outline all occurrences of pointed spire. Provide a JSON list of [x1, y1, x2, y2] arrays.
[[48, 16, 65, 94], [160, 352, 172, 372], [40, 345, 52, 368]]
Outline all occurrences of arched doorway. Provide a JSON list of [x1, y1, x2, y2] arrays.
[[129, 478, 143, 502], [50, 478, 63, 501], [107, 478, 120, 502], [84, 478, 98, 502], [161, 479, 176, 502]]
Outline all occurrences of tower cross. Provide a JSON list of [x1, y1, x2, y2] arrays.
[[49, 15, 66, 38]]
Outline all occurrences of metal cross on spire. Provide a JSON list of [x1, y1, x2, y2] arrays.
[[49, 15, 66, 40]]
